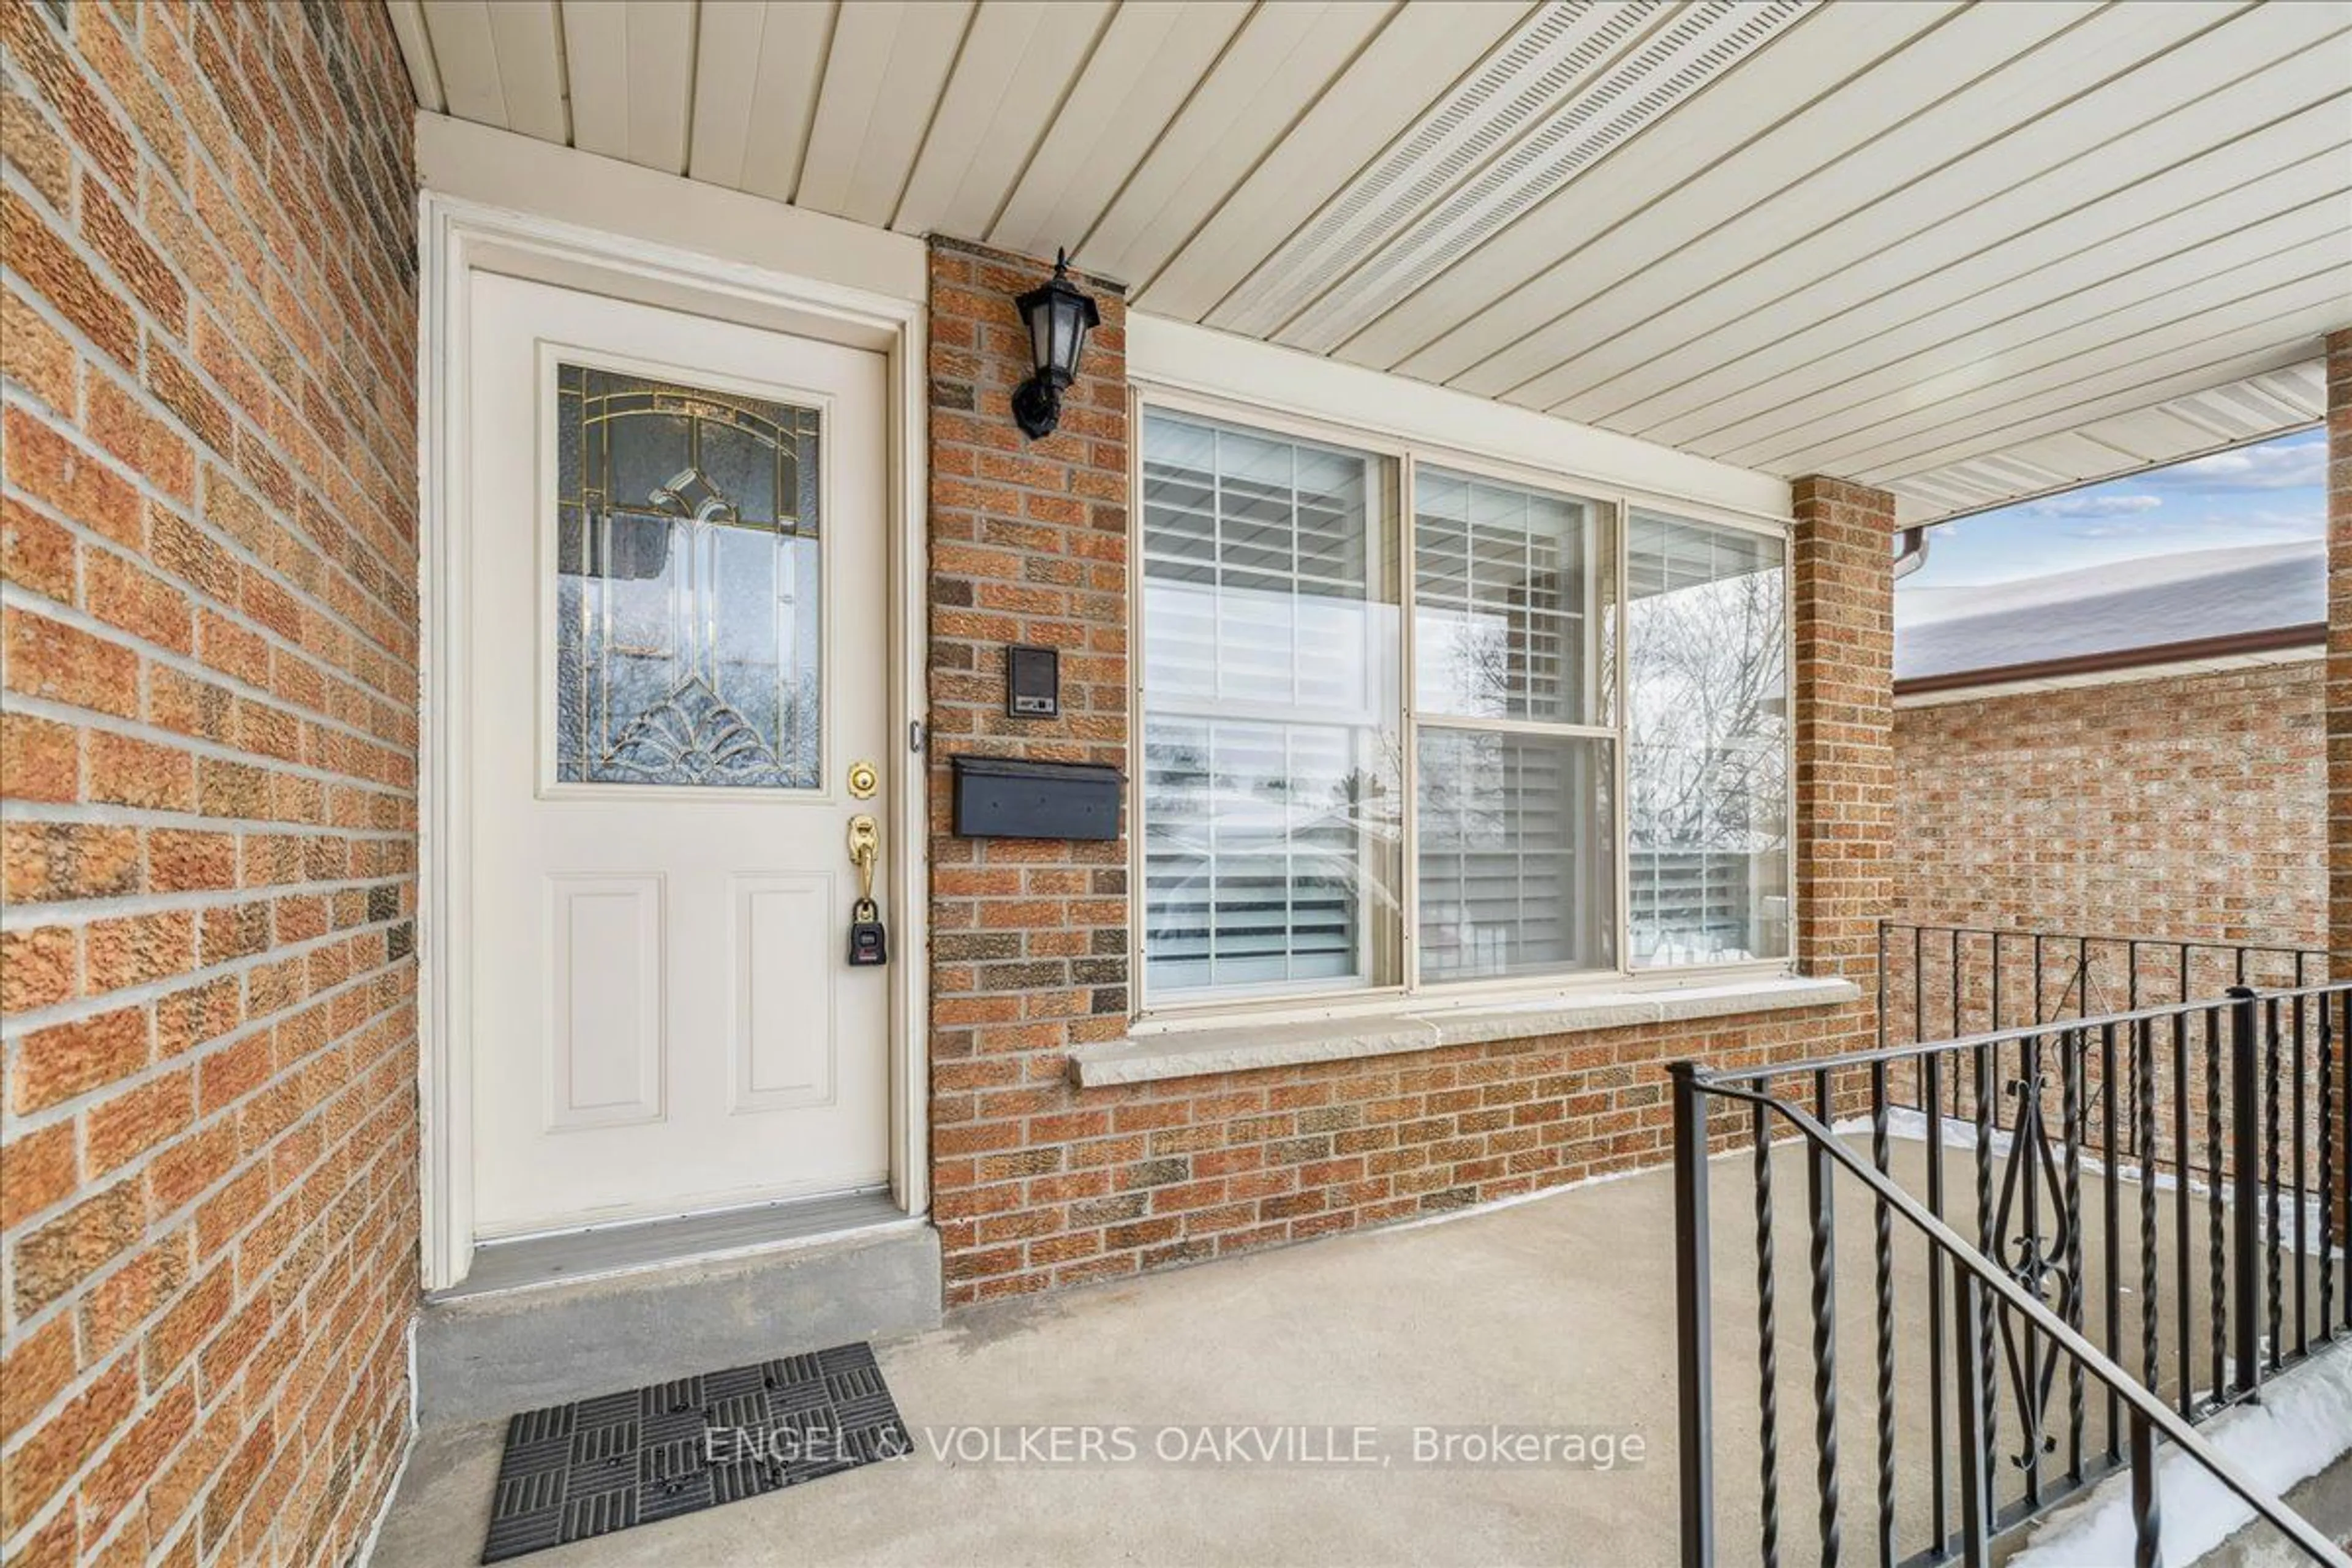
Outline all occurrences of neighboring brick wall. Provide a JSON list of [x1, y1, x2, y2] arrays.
[[922, 237, 1888, 1308], [1, 6, 418, 1566], [1892, 662, 2325, 951], [1884, 660, 2324, 1049]]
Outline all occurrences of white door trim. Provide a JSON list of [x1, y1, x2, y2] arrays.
[[417, 192, 930, 1292]]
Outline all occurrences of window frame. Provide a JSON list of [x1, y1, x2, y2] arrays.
[[1127, 383, 1798, 1029], [1405, 459, 1621, 990], [1134, 404, 1405, 1006]]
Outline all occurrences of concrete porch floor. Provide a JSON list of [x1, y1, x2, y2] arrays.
[[367, 1136, 2329, 1568]]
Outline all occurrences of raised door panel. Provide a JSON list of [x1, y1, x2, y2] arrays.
[[730, 873, 837, 1112], [546, 874, 665, 1129]]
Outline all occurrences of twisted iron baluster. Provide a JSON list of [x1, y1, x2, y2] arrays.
[[2207, 1008, 2228, 1400], [2103, 1022, 2122, 1463], [2128, 1000, 2142, 1160], [1976, 1041, 1998, 1479], [1871, 1064, 1896, 1567], [2062, 1038, 2084, 1483], [2293, 996, 2309, 1359], [1754, 1100, 1781, 1568], [1923, 1050, 1950, 1554], [2173, 1012, 2193, 1420], [2267, 1000, 2283, 1371], [1809, 1072, 1843, 1568], [2138, 1020, 2160, 1395], [2130, 1412, 2162, 1568], [2323, 997, 2336, 1340]]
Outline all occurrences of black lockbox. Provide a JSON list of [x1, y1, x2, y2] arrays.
[[950, 756, 1122, 841]]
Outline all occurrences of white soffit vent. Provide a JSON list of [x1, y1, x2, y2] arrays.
[[1207, 1, 1643, 338], [1248, 0, 1812, 355], [1884, 362, 2326, 525]]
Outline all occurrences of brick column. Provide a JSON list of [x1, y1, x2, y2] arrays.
[[2329, 328, 2352, 979], [924, 238, 1131, 1304], [1790, 477, 1898, 1001]]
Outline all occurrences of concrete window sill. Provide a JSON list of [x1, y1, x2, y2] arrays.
[[1066, 974, 1863, 1088]]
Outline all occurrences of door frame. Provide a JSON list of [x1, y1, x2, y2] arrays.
[[416, 192, 930, 1292]]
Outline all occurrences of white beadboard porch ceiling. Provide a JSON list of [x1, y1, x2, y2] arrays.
[[388, 0, 2352, 522]]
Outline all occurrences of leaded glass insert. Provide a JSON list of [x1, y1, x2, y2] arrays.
[[554, 364, 823, 788]]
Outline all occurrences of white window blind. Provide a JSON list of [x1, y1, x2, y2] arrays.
[[1411, 467, 1613, 982], [1415, 728, 1613, 981], [1412, 469, 1600, 724], [1134, 402, 1794, 1011], [1140, 412, 1401, 999]]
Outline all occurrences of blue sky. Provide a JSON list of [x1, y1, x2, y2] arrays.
[[1898, 427, 2327, 590]]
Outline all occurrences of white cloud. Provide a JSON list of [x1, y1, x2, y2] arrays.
[[2193, 506, 2328, 537], [2150, 435, 2326, 492], [1902, 430, 2323, 590], [2022, 492, 2162, 518]]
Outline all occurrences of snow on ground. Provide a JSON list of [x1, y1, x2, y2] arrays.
[[2008, 1349, 2352, 1566]]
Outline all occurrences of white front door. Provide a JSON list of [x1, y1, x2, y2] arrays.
[[465, 271, 892, 1238]]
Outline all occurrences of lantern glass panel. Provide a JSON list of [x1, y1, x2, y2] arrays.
[[1027, 301, 1056, 381], [1053, 297, 1087, 380]]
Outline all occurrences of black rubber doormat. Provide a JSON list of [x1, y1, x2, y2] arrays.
[[480, 1342, 908, 1562]]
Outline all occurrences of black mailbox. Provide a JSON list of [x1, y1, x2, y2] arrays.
[[951, 756, 1123, 841]]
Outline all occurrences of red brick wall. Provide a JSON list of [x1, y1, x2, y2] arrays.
[[1892, 662, 2325, 951], [1884, 660, 2324, 1050], [922, 237, 1888, 1308], [1790, 476, 1896, 1115], [1, 5, 418, 1566], [1792, 477, 1897, 990]]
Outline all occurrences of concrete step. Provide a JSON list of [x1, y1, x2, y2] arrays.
[[415, 1208, 941, 1428]]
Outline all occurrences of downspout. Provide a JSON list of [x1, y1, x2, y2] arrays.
[[1893, 524, 1930, 580]]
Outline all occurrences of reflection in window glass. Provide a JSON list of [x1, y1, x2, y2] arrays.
[[1140, 412, 1403, 998], [1413, 467, 1607, 724], [554, 364, 822, 788], [1627, 511, 1789, 967], [1416, 729, 1615, 981]]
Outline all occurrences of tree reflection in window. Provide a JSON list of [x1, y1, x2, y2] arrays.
[[1627, 513, 1789, 966]]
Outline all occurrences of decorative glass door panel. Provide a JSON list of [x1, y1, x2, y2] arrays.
[[554, 363, 823, 789]]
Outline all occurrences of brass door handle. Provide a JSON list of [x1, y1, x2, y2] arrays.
[[847, 814, 880, 904]]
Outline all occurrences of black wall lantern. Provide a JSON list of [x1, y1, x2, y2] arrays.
[[1010, 249, 1101, 441]]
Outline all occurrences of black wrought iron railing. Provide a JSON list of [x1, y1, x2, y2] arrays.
[[1879, 919, 2323, 1046], [1671, 980, 2352, 1568]]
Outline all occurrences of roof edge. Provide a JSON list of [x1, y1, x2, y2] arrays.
[[1893, 621, 2325, 698]]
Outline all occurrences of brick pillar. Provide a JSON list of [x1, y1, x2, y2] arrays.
[[1790, 477, 1898, 1005], [924, 238, 1131, 1305], [2329, 328, 2352, 979]]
